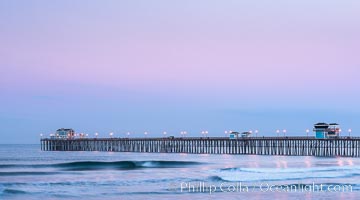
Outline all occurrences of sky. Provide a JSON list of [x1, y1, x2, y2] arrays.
[[0, 0, 359, 143]]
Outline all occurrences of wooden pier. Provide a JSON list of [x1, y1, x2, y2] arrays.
[[40, 137, 360, 157]]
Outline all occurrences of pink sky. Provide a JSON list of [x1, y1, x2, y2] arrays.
[[0, 0, 359, 143]]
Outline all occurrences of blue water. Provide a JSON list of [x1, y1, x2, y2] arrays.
[[1, 144, 360, 199]]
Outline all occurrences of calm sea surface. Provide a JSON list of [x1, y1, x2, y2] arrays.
[[1, 144, 360, 199]]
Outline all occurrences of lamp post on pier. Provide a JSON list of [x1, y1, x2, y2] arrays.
[[306, 129, 310, 137], [276, 129, 280, 137], [348, 129, 352, 137]]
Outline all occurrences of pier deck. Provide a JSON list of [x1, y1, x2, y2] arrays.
[[41, 137, 360, 157]]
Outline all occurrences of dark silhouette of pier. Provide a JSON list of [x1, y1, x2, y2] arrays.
[[41, 137, 360, 157]]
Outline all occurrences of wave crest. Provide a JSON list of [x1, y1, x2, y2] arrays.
[[55, 160, 201, 171]]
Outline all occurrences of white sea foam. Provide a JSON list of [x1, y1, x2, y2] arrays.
[[139, 161, 159, 167], [212, 166, 360, 182]]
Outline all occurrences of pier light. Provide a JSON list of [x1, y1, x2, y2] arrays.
[[276, 130, 280, 137], [306, 129, 310, 137], [181, 131, 187, 137], [339, 129, 342, 136], [348, 129, 352, 137], [144, 132, 148, 137], [110, 132, 114, 138], [163, 131, 167, 136], [202, 131, 208, 137], [95, 132, 98, 138], [127, 132, 130, 137], [181, 131, 186, 137], [86, 134, 88, 137], [255, 130, 259, 137], [40, 133, 43, 138], [283, 129, 287, 136]]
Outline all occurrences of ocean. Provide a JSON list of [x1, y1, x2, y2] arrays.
[[1, 144, 360, 200]]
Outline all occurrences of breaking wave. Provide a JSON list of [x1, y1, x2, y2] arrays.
[[212, 166, 360, 182], [55, 160, 200, 171], [0, 160, 201, 171]]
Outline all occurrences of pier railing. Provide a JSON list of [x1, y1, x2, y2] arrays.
[[41, 137, 360, 157]]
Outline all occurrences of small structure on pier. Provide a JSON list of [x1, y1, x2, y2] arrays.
[[229, 132, 240, 139], [55, 128, 75, 139], [241, 131, 252, 138], [229, 131, 252, 139], [313, 123, 340, 139], [328, 123, 341, 138]]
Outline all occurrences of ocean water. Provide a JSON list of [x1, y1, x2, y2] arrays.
[[1, 144, 360, 200]]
